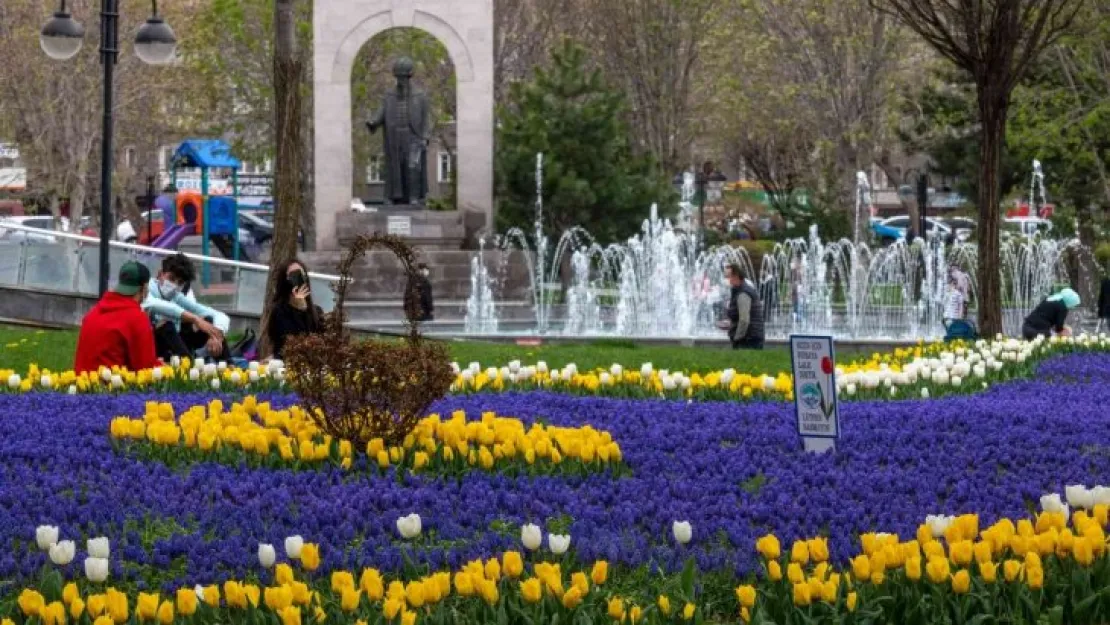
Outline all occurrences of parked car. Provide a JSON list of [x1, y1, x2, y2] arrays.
[[1002, 216, 1053, 238], [0, 215, 70, 243], [872, 216, 952, 242]]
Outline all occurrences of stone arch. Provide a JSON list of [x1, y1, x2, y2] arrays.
[[313, 0, 494, 250]]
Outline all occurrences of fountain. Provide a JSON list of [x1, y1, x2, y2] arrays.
[[458, 160, 1091, 342]]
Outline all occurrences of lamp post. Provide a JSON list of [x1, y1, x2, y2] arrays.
[[40, 0, 177, 296]]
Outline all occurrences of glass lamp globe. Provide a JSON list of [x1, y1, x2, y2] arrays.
[[134, 17, 177, 65], [40, 12, 85, 61]]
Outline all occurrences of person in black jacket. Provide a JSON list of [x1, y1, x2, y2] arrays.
[[716, 263, 765, 350], [405, 263, 435, 322], [1098, 277, 1110, 329], [266, 258, 323, 359], [1022, 288, 1080, 340]]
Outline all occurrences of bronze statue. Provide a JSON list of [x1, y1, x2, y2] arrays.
[[366, 57, 431, 206]]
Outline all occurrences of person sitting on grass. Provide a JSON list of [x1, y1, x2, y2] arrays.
[[74, 261, 160, 374], [1022, 287, 1080, 340], [144, 253, 230, 362]]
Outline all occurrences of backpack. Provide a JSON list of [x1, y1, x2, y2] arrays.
[[230, 329, 259, 361]]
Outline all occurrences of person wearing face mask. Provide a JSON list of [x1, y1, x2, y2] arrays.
[[266, 259, 324, 359], [74, 261, 161, 374], [144, 253, 231, 361], [405, 263, 435, 322]]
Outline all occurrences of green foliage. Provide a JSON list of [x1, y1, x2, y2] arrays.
[[1096, 243, 1110, 272], [495, 40, 676, 244]]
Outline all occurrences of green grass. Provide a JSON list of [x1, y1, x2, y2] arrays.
[[0, 325, 791, 374]]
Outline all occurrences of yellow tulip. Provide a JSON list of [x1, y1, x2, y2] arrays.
[[905, 556, 922, 582], [591, 561, 609, 585], [951, 570, 971, 594], [63, 583, 80, 606], [756, 534, 781, 560], [1004, 560, 1023, 583], [980, 561, 998, 583], [808, 537, 830, 563], [70, 597, 86, 621], [949, 541, 973, 566], [792, 582, 811, 606], [401, 611, 417, 625], [137, 593, 159, 621], [735, 584, 756, 609], [790, 540, 809, 564], [156, 601, 174, 625], [280, 606, 301, 625], [787, 562, 805, 584], [629, 606, 642, 623], [19, 589, 45, 617], [360, 568, 385, 601], [851, 555, 871, 581], [1026, 565, 1044, 590], [520, 578, 543, 604], [607, 597, 625, 621], [383, 598, 404, 620], [847, 591, 858, 612], [331, 570, 355, 593], [682, 603, 696, 620], [562, 586, 584, 610], [657, 595, 672, 616], [175, 589, 197, 617], [767, 560, 783, 581], [926, 557, 950, 584], [571, 572, 589, 596]]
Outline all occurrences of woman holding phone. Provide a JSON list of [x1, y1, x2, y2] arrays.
[[266, 258, 324, 359]]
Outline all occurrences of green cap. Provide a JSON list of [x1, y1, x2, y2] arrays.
[[115, 261, 151, 296]]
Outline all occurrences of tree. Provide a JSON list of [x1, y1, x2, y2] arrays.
[[496, 40, 675, 243], [704, 0, 910, 237], [579, 0, 716, 174], [874, 0, 1087, 335], [0, 0, 195, 227], [260, 0, 305, 358]]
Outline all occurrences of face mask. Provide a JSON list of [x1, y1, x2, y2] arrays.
[[158, 280, 180, 300]]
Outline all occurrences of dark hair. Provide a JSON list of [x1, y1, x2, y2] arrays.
[[161, 253, 196, 284], [273, 258, 312, 301], [726, 263, 745, 282]]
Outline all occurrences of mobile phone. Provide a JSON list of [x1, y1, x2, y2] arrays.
[[289, 271, 306, 288]]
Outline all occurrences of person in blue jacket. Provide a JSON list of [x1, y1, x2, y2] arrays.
[[144, 253, 231, 361]]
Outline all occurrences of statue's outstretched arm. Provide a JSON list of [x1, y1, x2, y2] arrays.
[[366, 107, 385, 133]]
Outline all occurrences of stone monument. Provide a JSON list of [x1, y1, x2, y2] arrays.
[[312, 0, 494, 251], [366, 57, 431, 207]]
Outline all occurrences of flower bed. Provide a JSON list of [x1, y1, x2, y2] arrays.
[[109, 398, 625, 478]]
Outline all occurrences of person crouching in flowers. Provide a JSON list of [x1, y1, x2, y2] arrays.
[[74, 261, 161, 374], [1022, 288, 1080, 340]]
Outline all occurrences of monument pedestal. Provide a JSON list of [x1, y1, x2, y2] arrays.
[[336, 209, 485, 250]]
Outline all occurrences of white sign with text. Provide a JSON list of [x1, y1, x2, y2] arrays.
[[387, 216, 412, 237], [790, 335, 840, 452]]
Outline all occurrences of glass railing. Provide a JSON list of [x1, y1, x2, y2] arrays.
[[0, 223, 341, 315]]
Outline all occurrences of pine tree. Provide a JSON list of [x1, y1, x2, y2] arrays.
[[496, 40, 675, 243]]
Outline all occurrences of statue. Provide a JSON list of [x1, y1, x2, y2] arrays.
[[366, 57, 431, 206]]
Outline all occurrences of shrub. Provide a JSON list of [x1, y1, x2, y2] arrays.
[[284, 235, 454, 447]]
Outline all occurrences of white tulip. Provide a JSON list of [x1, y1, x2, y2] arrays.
[[548, 533, 571, 555], [84, 557, 110, 583], [461, 370, 475, 383], [950, 376, 961, 387], [680, 376, 692, 390], [203, 363, 218, 377], [509, 360, 521, 373], [1039, 493, 1069, 516], [189, 368, 200, 381], [87, 537, 110, 559], [662, 376, 677, 391], [672, 521, 693, 545], [210, 378, 221, 390], [7, 373, 24, 388], [536, 361, 548, 374], [111, 375, 123, 389], [721, 369, 735, 385], [230, 371, 242, 384], [499, 367, 511, 380], [217, 361, 228, 372], [170, 356, 182, 367], [249, 361, 260, 372], [925, 514, 955, 538], [921, 388, 930, 398], [284, 535, 304, 559], [640, 363, 653, 377], [610, 364, 623, 377], [762, 376, 775, 391], [194, 585, 205, 601], [258, 543, 276, 567], [846, 384, 857, 396], [1065, 485, 1095, 510], [467, 361, 481, 373], [36, 525, 59, 550], [100, 368, 112, 382], [565, 363, 578, 376], [599, 373, 611, 386], [67, 385, 77, 396], [1090, 486, 1110, 506], [40, 375, 52, 388], [49, 540, 76, 565], [249, 371, 260, 383], [268, 359, 285, 375], [396, 513, 423, 539], [152, 367, 164, 381], [521, 523, 542, 551]]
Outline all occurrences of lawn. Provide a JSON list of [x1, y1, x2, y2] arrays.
[[0, 325, 791, 375]]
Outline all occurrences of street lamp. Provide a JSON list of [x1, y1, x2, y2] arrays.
[[40, 0, 177, 296]]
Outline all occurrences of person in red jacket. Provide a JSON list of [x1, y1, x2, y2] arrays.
[[74, 261, 160, 374]]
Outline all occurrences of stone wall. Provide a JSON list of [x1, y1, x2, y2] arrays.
[[301, 249, 534, 302]]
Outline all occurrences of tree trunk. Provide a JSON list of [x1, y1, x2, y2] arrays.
[[976, 87, 1007, 336], [260, 0, 305, 359]]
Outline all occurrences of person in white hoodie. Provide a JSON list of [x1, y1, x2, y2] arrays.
[[116, 219, 138, 244], [143, 253, 231, 361]]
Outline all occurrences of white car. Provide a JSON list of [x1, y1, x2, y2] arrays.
[[1003, 217, 1053, 238], [878, 216, 953, 238], [0, 215, 70, 243]]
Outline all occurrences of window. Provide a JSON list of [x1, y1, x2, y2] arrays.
[[160, 146, 175, 171], [124, 147, 137, 168], [437, 151, 453, 183], [366, 155, 383, 183]]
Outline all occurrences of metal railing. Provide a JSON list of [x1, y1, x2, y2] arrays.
[[0, 222, 341, 315]]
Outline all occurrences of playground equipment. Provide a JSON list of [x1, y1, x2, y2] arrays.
[[166, 140, 245, 284]]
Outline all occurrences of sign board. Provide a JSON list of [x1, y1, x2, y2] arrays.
[[789, 335, 839, 452], [387, 215, 412, 237], [160, 172, 273, 198]]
